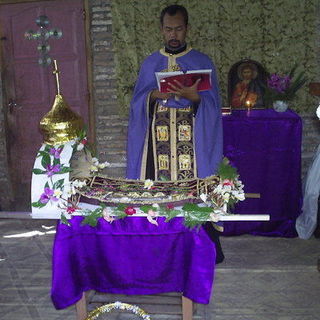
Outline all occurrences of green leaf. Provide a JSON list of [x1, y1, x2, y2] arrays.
[[37, 150, 49, 158], [164, 209, 181, 221], [82, 215, 98, 227], [53, 179, 65, 190], [53, 157, 61, 166], [115, 211, 127, 219], [117, 203, 127, 211], [44, 145, 51, 152], [44, 181, 50, 189], [81, 206, 104, 227], [140, 205, 153, 213], [31, 201, 46, 208], [59, 166, 73, 174], [41, 153, 51, 169], [182, 203, 200, 212], [60, 213, 70, 226], [217, 157, 238, 180], [182, 203, 213, 213], [32, 169, 46, 175]]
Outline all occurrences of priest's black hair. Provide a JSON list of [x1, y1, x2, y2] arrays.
[[160, 5, 189, 26]]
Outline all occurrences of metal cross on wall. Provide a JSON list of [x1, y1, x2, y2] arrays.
[[24, 15, 62, 67]]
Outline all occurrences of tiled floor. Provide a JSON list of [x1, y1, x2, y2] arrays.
[[0, 218, 319, 320]]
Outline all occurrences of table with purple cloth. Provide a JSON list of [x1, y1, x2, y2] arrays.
[[51, 216, 216, 309], [222, 109, 302, 237]]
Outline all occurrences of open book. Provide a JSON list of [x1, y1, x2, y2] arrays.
[[155, 69, 212, 93]]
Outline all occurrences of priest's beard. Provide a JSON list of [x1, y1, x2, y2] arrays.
[[165, 41, 187, 54]]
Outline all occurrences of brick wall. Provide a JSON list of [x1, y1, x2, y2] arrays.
[[90, 0, 127, 178]]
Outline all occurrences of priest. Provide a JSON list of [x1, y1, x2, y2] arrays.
[[126, 4, 223, 182], [127, 5, 224, 262]]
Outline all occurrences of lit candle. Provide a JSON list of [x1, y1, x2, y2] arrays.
[[245, 100, 252, 116]]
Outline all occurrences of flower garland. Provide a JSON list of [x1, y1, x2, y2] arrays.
[[32, 133, 245, 228], [86, 301, 151, 320]]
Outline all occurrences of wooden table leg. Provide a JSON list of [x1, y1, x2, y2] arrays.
[[182, 296, 193, 320], [76, 292, 87, 320]]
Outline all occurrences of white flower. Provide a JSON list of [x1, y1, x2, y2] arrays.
[[69, 179, 87, 195], [152, 203, 159, 209], [209, 212, 220, 222], [103, 161, 110, 167], [317, 104, 320, 120], [90, 165, 99, 172], [200, 193, 207, 203], [214, 184, 223, 194], [222, 192, 230, 202], [234, 191, 245, 201], [98, 163, 106, 169], [91, 157, 99, 165], [76, 143, 84, 151], [53, 189, 63, 198], [73, 179, 86, 188], [144, 179, 154, 190]]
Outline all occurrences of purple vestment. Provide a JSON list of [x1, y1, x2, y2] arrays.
[[126, 48, 223, 179]]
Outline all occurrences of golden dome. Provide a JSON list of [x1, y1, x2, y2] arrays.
[[39, 60, 84, 145]]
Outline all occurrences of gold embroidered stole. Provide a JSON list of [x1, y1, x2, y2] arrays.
[[152, 49, 197, 181]]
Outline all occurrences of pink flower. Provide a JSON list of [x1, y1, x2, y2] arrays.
[[147, 209, 158, 226], [222, 179, 234, 187], [124, 206, 136, 215], [102, 208, 114, 223], [66, 207, 76, 214], [166, 203, 174, 210], [46, 164, 61, 177], [147, 209, 157, 217], [40, 188, 58, 204], [49, 147, 62, 159], [81, 138, 88, 145]]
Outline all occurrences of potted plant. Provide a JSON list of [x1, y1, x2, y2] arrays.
[[264, 65, 307, 112]]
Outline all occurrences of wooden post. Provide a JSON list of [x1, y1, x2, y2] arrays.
[[182, 296, 193, 320], [76, 292, 87, 320]]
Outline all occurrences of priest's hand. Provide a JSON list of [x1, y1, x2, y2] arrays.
[[150, 90, 172, 102], [167, 78, 201, 104]]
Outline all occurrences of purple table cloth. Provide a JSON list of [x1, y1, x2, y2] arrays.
[[222, 109, 302, 237], [51, 216, 216, 309]]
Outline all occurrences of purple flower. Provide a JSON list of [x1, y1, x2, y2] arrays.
[[46, 164, 61, 177], [49, 147, 62, 159], [40, 188, 58, 204], [267, 73, 291, 93]]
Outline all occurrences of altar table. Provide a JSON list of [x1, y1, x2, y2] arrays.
[[51, 216, 216, 310], [222, 109, 302, 237]]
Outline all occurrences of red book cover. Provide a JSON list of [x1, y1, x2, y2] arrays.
[[156, 69, 212, 93]]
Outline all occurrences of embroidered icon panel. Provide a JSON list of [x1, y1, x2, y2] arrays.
[[156, 126, 169, 141]]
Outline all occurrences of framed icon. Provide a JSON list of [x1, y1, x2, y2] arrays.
[[228, 59, 268, 109]]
